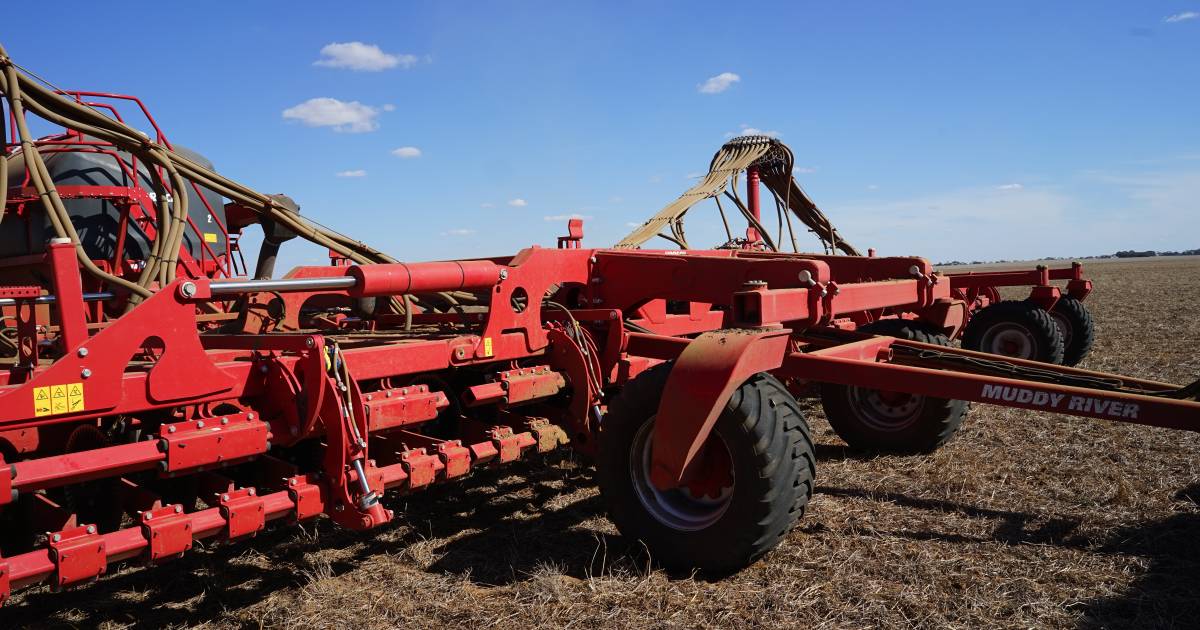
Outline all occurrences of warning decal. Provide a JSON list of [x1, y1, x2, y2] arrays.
[[482, 337, 494, 357], [33, 387, 51, 417], [33, 382, 85, 417]]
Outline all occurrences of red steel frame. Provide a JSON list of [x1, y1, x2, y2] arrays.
[[0, 95, 1194, 603]]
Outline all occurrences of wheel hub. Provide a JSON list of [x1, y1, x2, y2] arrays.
[[629, 420, 734, 531]]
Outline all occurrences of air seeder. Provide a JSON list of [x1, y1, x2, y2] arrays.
[[1, 45, 1197, 601]]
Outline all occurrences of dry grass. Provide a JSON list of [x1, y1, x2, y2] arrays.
[[5, 257, 1199, 629]]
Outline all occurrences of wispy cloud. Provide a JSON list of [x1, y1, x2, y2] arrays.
[[726, 124, 780, 139], [480, 202, 495, 208], [698, 72, 740, 94], [1164, 11, 1199, 23], [282, 98, 381, 133], [314, 42, 418, 71], [508, 198, 528, 207], [995, 183, 1023, 190], [391, 146, 422, 158], [544, 213, 592, 222], [335, 170, 367, 178], [441, 228, 475, 236]]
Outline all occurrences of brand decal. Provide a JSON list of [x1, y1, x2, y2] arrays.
[[980, 384, 1138, 419]]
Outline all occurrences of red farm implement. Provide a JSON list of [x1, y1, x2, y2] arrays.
[[618, 136, 1098, 367], [0, 45, 1197, 602]]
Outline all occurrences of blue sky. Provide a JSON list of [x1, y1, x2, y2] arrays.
[[5, 2, 1199, 268]]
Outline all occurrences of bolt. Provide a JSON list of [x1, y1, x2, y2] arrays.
[[175, 505, 183, 514], [365, 394, 372, 401], [221, 494, 230, 502], [305, 337, 315, 348], [455, 348, 466, 359], [81, 368, 92, 379], [221, 417, 229, 425], [498, 268, 509, 280], [52, 534, 61, 542], [248, 488, 256, 496], [77, 347, 89, 358], [196, 420, 205, 429], [168, 425, 177, 434], [248, 413, 255, 420], [86, 525, 96, 534], [385, 390, 392, 398], [260, 364, 269, 374], [798, 270, 815, 287], [178, 281, 197, 299]]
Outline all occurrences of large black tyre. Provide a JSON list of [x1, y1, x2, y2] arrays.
[[1049, 296, 1095, 367], [961, 300, 1065, 364], [821, 319, 968, 453], [596, 363, 815, 575]]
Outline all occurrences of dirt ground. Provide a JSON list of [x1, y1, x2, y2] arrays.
[[5, 256, 1199, 629]]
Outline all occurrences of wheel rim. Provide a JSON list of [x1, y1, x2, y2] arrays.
[[979, 322, 1038, 358], [1049, 311, 1073, 348], [847, 386, 925, 432], [629, 419, 734, 531]]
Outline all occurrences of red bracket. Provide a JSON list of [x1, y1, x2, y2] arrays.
[[364, 386, 449, 431], [218, 488, 265, 539], [287, 475, 327, 521], [436, 441, 471, 479], [160, 414, 270, 473], [489, 426, 536, 463], [400, 449, 443, 490], [141, 504, 193, 561], [527, 419, 570, 453], [47, 525, 106, 587]]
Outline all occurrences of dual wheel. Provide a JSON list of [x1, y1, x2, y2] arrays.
[[961, 296, 1094, 366]]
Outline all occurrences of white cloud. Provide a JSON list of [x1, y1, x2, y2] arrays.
[[1164, 11, 1199, 23], [698, 72, 740, 94], [544, 213, 592, 222], [995, 183, 1023, 190], [441, 228, 475, 236], [282, 98, 380, 133], [727, 124, 781, 139], [625, 221, 642, 227], [314, 42, 418, 71], [391, 146, 422, 158], [508, 198, 528, 207], [480, 202, 495, 208], [381, 104, 396, 112], [335, 170, 367, 178]]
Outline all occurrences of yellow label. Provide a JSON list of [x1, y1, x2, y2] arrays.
[[68, 382, 85, 412], [33, 382, 85, 417], [482, 337, 494, 357], [204, 232, 219, 243], [33, 386, 51, 417], [51, 384, 68, 415]]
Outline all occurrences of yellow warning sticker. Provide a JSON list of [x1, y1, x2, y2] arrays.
[[482, 337, 494, 357], [204, 232, 219, 243], [33, 386, 51, 417], [68, 382, 85, 412], [33, 382, 85, 417]]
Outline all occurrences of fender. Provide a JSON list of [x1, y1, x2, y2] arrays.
[[649, 328, 791, 489]]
